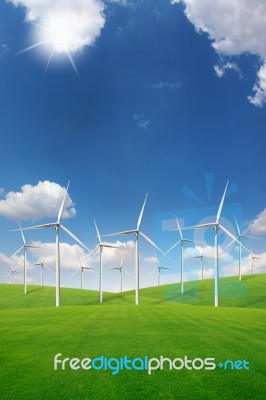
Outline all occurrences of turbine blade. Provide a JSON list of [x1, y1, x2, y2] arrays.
[[216, 181, 229, 223], [69, 267, 81, 278], [234, 216, 241, 236], [219, 224, 251, 253], [101, 244, 119, 249], [139, 231, 165, 255], [44, 264, 54, 274], [148, 268, 158, 277], [57, 181, 70, 223], [11, 246, 24, 257], [155, 252, 160, 268], [60, 224, 90, 252], [240, 235, 262, 240], [122, 268, 131, 277], [19, 224, 26, 245], [86, 245, 100, 256], [137, 194, 148, 230], [93, 218, 101, 244], [12, 222, 56, 231], [165, 241, 181, 255], [175, 217, 183, 240], [223, 239, 235, 251], [120, 255, 124, 268], [102, 230, 136, 237], [182, 223, 215, 231]]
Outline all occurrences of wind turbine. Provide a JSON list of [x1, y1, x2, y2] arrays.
[[15, 182, 89, 307], [250, 250, 262, 275], [29, 255, 54, 286], [89, 219, 119, 303], [231, 217, 258, 281], [103, 194, 165, 305], [5, 266, 19, 284], [70, 249, 94, 289], [149, 253, 173, 286], [166, 217, 201, 294], [191, 243, 212, 280], [11, 225, 40, 295], [181, 181, 246, 307], [109, 255, 131, 293]]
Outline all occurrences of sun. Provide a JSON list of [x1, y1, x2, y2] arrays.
[[18, 10, 92, 76]]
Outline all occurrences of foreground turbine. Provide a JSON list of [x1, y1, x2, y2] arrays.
[[103, 194, 165, 305], [17, 182, 89, 307]]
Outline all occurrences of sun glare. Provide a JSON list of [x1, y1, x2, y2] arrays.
[[18, 10, 91, 75]]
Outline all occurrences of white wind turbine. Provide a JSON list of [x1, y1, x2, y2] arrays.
[[181, 181, 246, 307], [16, 182, 89, 307], [5, 266, 19, 284], [191, 243, 213, 280], [29, 255, 54, 286], [103, 194, 165, 305], [11, 225, 40, 295], [70, 249, 94, 290], [109, 255, 131, 293], [88, 219, 119, 303], [250, 250, 262, 275], [149, 253, 173, 286], [229, 217, 258, 281], [166, 217, 201, 294]]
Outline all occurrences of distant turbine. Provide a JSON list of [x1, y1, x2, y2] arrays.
[[191, 243, 212, 280], [89, 219, 118, 303], [5, 266, 19, 284], [250, 250, 262, 275], [70, 249, 94, 290], [149, 253, 173, 286], [29, 255, 54, 286], [15, 182, 90, 307], [103, 194, 165, 305], [109, 255, 131, 293], [228, 217, 259, 281], [166, 217, 201, 294], [11, 225, 40, 295], [181, 181, 246, 307]]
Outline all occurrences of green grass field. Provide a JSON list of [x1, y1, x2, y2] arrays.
[[0, 275, 266, 399]]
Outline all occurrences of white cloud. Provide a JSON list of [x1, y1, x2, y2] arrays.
[[134, 113, 150, 130], [0, 181, 76, 221], [150, 81, 182, 90], [248, 63, 266, 107], [143, 256, 157, 264], [214, 62, 242, 79], [247, 208, 266, 235], [8, 0, 105, 53], [171, 0, 266, 106]]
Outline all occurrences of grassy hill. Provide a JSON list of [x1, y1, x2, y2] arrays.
[[0, 275, 266, 399]]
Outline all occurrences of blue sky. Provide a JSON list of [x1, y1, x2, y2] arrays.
[[0, 0, 266, 291]]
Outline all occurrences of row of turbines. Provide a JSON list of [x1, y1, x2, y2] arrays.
[[4, 181, 263, 308]]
